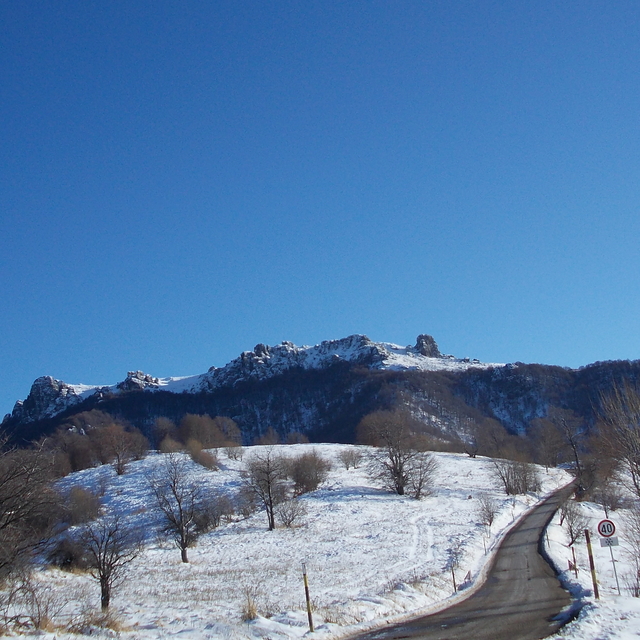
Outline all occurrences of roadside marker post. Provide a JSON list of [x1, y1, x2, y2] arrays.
[[302, 563, 314, 632], [584, 529, 600, 600]]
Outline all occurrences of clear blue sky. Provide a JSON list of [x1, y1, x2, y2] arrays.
[[2, 1, 640, 417]]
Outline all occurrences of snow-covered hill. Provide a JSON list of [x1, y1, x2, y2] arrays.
[[10, 444, 568, 639], [6, 334, 504, 425]]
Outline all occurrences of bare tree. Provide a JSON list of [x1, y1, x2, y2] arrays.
[[560, 500, 589, 546], [0, 443, 60, 581], [80, 516, 141, 611], [275, 497, 307, 528], [359, 411, 438, 498], [90, 424, 148, 475], [337, 448, 364, 470], [406, 452, 439, 499], [493, 459, 541, 495], [243, 448, 289, 530], [477, 494, 499, 530], [598, 383, 640, 499], [148, 454, 201, 562]]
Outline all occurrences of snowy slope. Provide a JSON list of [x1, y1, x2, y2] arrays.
[[12, 445, 568, 639]]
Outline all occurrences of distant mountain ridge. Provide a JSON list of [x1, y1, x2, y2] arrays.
[[4, 333, 640, 446], [4, 334, 501, 426]]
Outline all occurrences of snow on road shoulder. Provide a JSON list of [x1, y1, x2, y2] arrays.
[[545, 494, 640, 640], [31, 446, 569, 639]]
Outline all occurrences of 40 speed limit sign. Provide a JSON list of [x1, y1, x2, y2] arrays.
[[597, 519, 616, 538]]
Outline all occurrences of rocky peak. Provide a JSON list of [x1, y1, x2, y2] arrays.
[[415, 334, 441, 358], [117, 371, 160, 392], [10, 376, 84, 423]]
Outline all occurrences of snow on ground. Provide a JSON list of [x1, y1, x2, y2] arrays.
[[13, 446, 568, 639], [545, 493, 640, 640]]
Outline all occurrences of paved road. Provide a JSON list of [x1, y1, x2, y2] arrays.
[[354, 485, 574, 640]]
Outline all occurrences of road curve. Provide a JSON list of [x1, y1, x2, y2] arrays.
[[353, 485, 574, 640]]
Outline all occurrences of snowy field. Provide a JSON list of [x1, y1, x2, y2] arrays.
[[9, 445, 571, 639], [546, 492, 640, 640]]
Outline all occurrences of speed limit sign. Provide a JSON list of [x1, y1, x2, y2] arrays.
[[597, 519, 616, 538]]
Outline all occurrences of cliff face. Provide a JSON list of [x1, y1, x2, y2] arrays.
[[4, 334, 640, 445]]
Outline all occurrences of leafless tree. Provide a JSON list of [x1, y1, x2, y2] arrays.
[[359, 411, 438, 498], [91, 424, 148, 475], [493, 459, 541, 495], [0, 442, 60, 581], [243, 448, 289, 530], [276, 497, 307, 528], [148, 454, 201, 562], [337, 448, 364, 470], [560, 499, 589, 546], [477, 494, 499, 530], [80, 516, 141, 611], [598, 383, 640, 499]]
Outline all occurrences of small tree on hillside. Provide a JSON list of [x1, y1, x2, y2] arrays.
[[243, 448, 288, 530], [80, 516, 141, 611], [148, 454, 201, 563], [359, 411, 438, 498], [288, 450, 331, 495]]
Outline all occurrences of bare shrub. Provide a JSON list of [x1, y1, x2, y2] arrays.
[[186, 439, 218, 470], [225, 444, 244, 461], [477, 494, 499, 530], [286, 431, 309, 444], [276, 498, 307, 528], [65, 486, 101, 525], [194, 492, 235, 532], [47, 534, 90, 570], [592, 479, 625, 517], [624, 507, 640, 596], [159, 436, 183, 453], [288, 449, 331, 495], [560, 500, 589, 546], [254, 427, 280, 446], [235, 485, 258, 519], [241, 584, 261, 621], [493, 460, 541, 495], [338, 448, 364, 470]]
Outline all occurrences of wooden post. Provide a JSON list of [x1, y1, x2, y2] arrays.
[[302, 563, 314, 632], [451, 566, 457, 593], [571, 545, 579, 579], [584, 529, 599, 600]]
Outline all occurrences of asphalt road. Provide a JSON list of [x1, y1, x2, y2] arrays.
[[353, 485, 574, 640]]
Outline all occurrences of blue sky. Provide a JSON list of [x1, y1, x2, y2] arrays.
[[2, 1, 640, 417]]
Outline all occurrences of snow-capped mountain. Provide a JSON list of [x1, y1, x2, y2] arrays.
[[6, 334, 501, 426]]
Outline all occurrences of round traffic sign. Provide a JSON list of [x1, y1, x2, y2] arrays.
[[598, 519, 616, 537]]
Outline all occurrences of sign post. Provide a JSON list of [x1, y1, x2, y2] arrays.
[[584, 529, 600, 600], [598, 520, 621, 595]]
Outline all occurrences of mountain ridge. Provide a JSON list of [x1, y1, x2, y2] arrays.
[[5, 334, 502, 426]]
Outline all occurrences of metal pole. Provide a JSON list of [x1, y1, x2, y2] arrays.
[[609, 545, 621, 595], [584, 529, 600, 600], [302, 563, 314, 632]]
